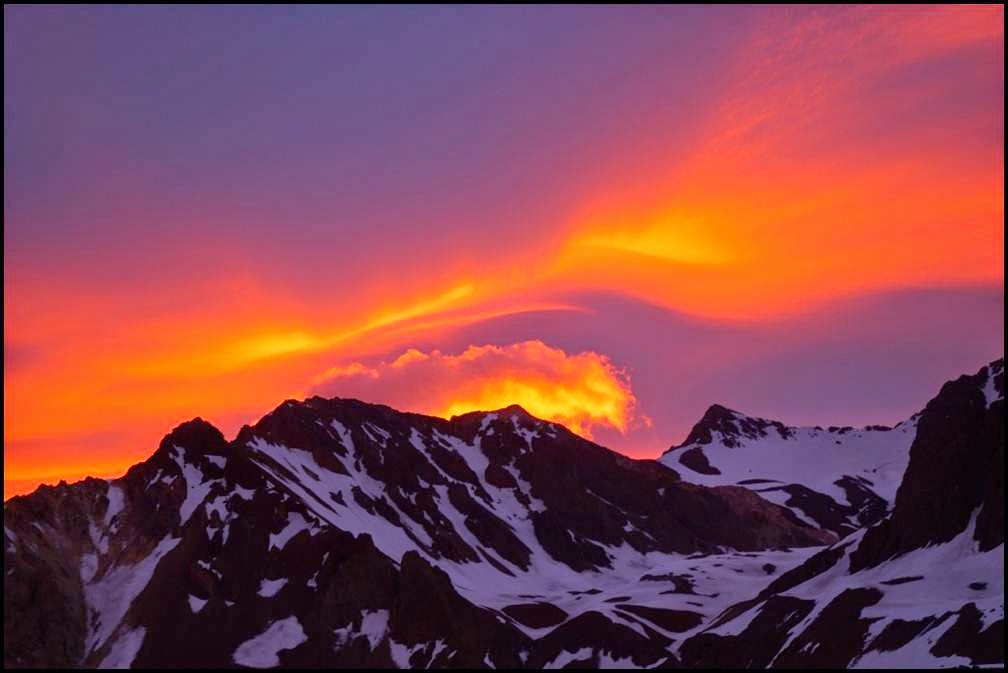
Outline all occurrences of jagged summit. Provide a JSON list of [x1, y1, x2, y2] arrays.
[[258, 395, 551, 441], [674, 403, 739, 447], [474, 403, 538, 420], [669, 403, 793, 452], [155, 417, 228, 454]]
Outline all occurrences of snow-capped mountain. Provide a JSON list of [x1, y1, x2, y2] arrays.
[[3, 359, 1003, 669], [677, 358, 1004, 668], [661, 404, 920, 539], [2, 402, 826, 668]]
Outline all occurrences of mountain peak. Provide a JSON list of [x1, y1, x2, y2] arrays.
[[445, 403, 539, 422], [668, 403, 795, 452], [671, 404, 743, 450], [495, 403, 538, 420], [704, 402, 739, 416], [156, 417, 228, 456]]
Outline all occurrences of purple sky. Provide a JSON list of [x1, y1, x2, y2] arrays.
[[4, 5, 1004, 497]]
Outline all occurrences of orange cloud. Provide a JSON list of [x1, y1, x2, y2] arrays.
[[313, 340, 643, 438], [4, 6, 1001, 500], [550, 4, 1004, 319], [2, 269, 582, 498]]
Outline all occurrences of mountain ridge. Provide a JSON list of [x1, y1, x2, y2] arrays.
[[4, 357, 1003, 668], [5, 394, 827, 668]]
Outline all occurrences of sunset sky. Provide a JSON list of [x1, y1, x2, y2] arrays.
[[4, 5, 1004, 499]]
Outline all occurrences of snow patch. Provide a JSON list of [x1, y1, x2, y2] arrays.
[[331, 609, 389, 651], [104, 485, 125, 527], [330, 419, 355, 453], [545, 647, 593, 668], [258, 578, 288, 598], [80, 553, 99, 584], [188, 594, 208, 613], [479, 413, 498, 432], [511, 415, 540, 450], [269, 512, 312, 551], [171, 447, 217, 525], [388, 639, 424, 667], [232, 617, 308, 668], [84, 535, 181, 657], [98, 627, 146, 669], [982, 363, 1003, 409], [359, 609, 389, 649]]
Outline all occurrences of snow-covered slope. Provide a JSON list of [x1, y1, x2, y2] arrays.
[[682, 522, 1003, 668], [678, 359, 1004, 669], [660, 405, 919, 538]]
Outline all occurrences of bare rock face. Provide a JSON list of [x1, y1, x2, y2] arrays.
[[677, 446, 721, 475], [3, 478, 108, 668], [4, 358, 1003, 668], [502, 602, 569, 629], [769, 587, 884, 668], [525, 611, 674, 668], [850, 359, 1004, 570], [677, 595, 815, 668]]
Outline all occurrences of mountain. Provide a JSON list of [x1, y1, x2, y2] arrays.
[[660, 405, 919, 539], [678, 358, 1004, 668], [3, 401, 826, 668], [3, 358, 1003, 669]]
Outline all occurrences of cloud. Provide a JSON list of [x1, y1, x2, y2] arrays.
[[312, 340, 644, 438], [555, 5, 1004, 320]]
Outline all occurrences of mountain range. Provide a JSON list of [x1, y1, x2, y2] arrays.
[[3, 358, 1003, 669]]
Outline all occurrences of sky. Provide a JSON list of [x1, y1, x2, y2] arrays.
[[4, 5, 1004, 499]]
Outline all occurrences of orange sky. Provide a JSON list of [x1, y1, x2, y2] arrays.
[[4, 5, 1004, 499]]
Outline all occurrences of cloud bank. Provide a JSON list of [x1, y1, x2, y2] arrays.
[[313, 340, 643, 438]]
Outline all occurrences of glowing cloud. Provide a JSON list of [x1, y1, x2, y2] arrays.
[[313, 341, 643, 438], [551, 4, 1004, 319]]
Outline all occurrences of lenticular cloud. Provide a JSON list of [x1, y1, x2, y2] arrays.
[[312, 340, 642, 438]]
